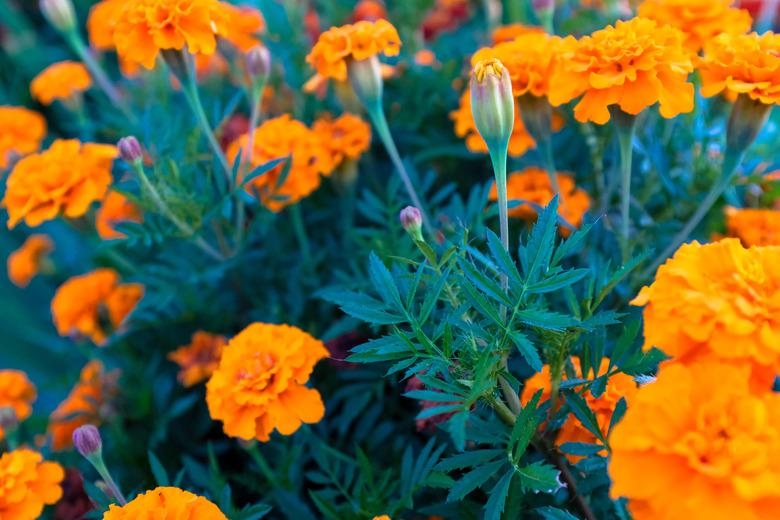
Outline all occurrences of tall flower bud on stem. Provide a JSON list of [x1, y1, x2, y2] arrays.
[[72, 425, 127, 505], [518, 94, 559, 193], [610, 107, 637, 262], [532, 0, 555, 34]]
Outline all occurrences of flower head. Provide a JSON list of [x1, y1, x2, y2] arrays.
[[353, 0, 386, 22], [226, 115, 334, 212], [168, 331, 227, 387], [491, 23, 544, 44], [637, 0, 752, 52], [311, 113, 372, 167], [220, 3, 265, 53], [30, 62, 92, 105], [610, 360, 780, 519], [104, 487, 227, 519], [0, 449, 64, 519], [470, 58, 515, 150], [0, 106, 46, 169], [96, 191, 143, 240], [51, 268, 143, 345], [0, 370, 36, 440], [632, 239, 780, 378], [451, 91, 535, 156], [206, 323, 328, 442], [72, 424, 102, 458], [725, 207, 780, 246], [548, 17, 694, 124], [7, 234, 54, 288], [3, 139, 117, 229]]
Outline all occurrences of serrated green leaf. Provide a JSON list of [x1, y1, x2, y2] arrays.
[[510, 331, 543, 372], [148, 451, 170, 486], [447, 460, 506, 502], [484, 469, 514, 520], [526, 268, 590, 294], [435, 449, 505, 471], [535, 506, 581, 520], [509, 390, 542, 463], [515, 461, 560, 493]]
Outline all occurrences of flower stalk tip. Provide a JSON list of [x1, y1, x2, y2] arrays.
[[117, 136, 143, 165], [400, 206, 424, 242], [40, 0, 76, 34], [246, 45, 271, 88], [72, 424, 102, 458]]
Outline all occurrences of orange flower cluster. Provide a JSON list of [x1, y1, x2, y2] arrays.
[[0, 449, 64, 519], [491, 23, 544, 44], [725, 207, 780, 246], [226, 115, 335, 212], [220, 3, 265, 53], [489, 167, 591, 233], [699, 32, 780, 104], [104, 486, 227, 519], [312, 113, 372, 167], [353, 0, 387, 22], [3, 139, 117, 229], [51, 268, 143, 345], [48, 360, 118, 451], [30, 62, 92, 105], [96, 191, 143, 240], [206, 323, 328, 442], [306, 19, 401, 81], [549, 17, 694, 124], [638, 0, 752, 52], [0, 106, 46, 169], [0, 370, 36, 439], [521, 358, 637, 462], [7, 234, 54, 288], [168, 331, 227, 387]]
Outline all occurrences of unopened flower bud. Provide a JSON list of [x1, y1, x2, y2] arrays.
[[40, 0, 76, 33], [348, 56, 384, 110], [470, 59, 514, 152], [400, 206, 423, 241], [117, 136, 143, 164], [246, 46, 271, 82], [73, 424, 102, 458], [726, 94, 772, 161]]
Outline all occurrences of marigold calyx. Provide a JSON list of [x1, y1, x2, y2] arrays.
[[348, 56, 384, 110], [470, 58, 514, 150], [40, 0, 76, 33]]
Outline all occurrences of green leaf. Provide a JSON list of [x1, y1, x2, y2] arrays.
[[535, 506, 581, 520], [619, 347, 668, 376], [565, 392, 608, 445], [517, 309, 577, 331], [459, 277, 504, 326], [552, 222, 593, 264], [404, 389, 462, 402], [447, 411, 468, 451], [509, 390, 542, 463], [368, 252, 406, 315], [515, 461, 561, 493], [519, 195, 559, 284], [148, 451, 169, 486], [484, 469, 514, 520], [485, 230, 523, 290], [435, 449, 505, 472], [559, 442, 605, 456], [416, 403, 463, 420], [608, 397, 628, 435], [458, 257, 514, 307], [526, 268, 590, 294], [510, 331, 543, 372], [447, 460, 506, 502]]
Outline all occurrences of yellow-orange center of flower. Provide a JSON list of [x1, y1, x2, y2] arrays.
[[474, 58, 504, 82]]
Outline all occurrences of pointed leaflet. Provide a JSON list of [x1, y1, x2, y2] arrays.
[[484, 469, 514, 520], [509, 390, 542, 463], [515, 461, 561, 493], [518, 195, 559, 284], [510, 331, 543, 372], [368, 252, 407, 316], [447, 460, 506, 502]]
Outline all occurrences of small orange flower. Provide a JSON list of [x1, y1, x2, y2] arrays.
[[206, 323, 328, 442], [610, 360, 780, 519], [51, 268, 143, 345], [168, 331, 227, 387], [0, 449, 64, 519], [699, 32, 780, 105], [226, 115, 334, 212], [637, 0, 752, 52], [221, 3, 265, 53], [0, 370, 36, 439], [414, 49, 437, 67], [104, 486, 227, 519], [0, 106, 46, 169], [725, 206, 780, 246], [7, 234, 54, 288], [491, 23, 544, 44], [311, 113, 372, 167], [632, 239, 780, 378], [3, 139, 117, 229], [30, 62, 92, 105], [353, 0, 386, 22], [548, 17, 694, 124], [306, 19, 401, 81], [95, 191, 143, 240], [48, 360, 119, 451]]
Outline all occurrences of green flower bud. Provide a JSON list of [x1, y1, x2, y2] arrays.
[[470, 58, 514, 151], [40, 0, 76, 33], [348, 56, 384, 111]]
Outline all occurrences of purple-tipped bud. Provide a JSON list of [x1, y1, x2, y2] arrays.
[[118, 136, 143, 164], [73, 424, 102, 458], [40, 0, 76, 33], [246, 46, 271, 81], [470, 59, 514, 151], [400, 206, 424, 241]]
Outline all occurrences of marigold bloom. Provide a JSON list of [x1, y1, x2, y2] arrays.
[[632, 239, 780, 376], [7, 234, 54, 288], [548, 17, 694, 124], [3, 139, 117, 229], [637, 0, 752, 52], [311, 113, 372, 167], [226, 115, 334, 212], [95, 191, 143, 240], [491, 23, 544, 44], [168, 331, 227, 387], [306, 19, 401, 81], [0, 106, 46, 169], [104, 486, 227, 519], [699, 32, 780, 105], [0, 370, 36, 439], [51, 268, 143, 345], [610, 361, 780, 519], [725, 206, 780, 246], [30, 62, 92, 105], [0, 449, 64, 519], [48, 360, 118, 451], [221, 3, 265, 52], [206, 323, 328, 442], [451, 91, 536, 156], [353, 0, 386, 21]]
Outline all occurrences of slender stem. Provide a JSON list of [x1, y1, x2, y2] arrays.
[[91, 458, 127, 505], [614, 115, 636, 262], [489, 145, 510, 298], [289, 203, 311, 266], [538, 135, 560, 194], [234, 87, 264, 249]]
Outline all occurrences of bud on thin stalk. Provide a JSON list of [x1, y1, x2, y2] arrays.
[[246, 45, 271, 86], [40, 0, 76, 33], [532, 0, 555, 33], [348, 56, 384, 112], [117, 136, 143, 165], [400, 206, 424, 242], [73, 424, 102, 458]]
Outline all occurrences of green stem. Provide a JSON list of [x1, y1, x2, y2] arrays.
[[538, 135, 560, 193], [489, 145, 510, 303], [290, 203, 311, 266], [90, 457, 127, 505], [234, 86, 265, 250], [614, 114, 636, 262]]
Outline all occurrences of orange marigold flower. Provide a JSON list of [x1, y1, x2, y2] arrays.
[[725, 206, 780, 246], [226, 115, 334, 212], [87, 0, 123, 50], [206, 323, 328, 442], [521, 358, 637, 461], [311, 113, 372, 167], [489, 167, 591, 233], [51, 268, 143, 345], [699, 32, 780, 104], [491, 23, 544, 44], [353, 0, 387, 22], [610, 360, 780, 519], [48, 360, 119, 451], [0, 106, 46, 169], [637, 0, 752, 52], [0, 448, 64, 519], [3, 139, 117, 229], [548, 17, 694, 124], [95, 191, 143, 240], [0, 370, 36, 439], [306, 19, 401, 81], [632, 239, 780, 377], [30, 62, 92, 105], [168, 331, 227, 387], [414, 49, 437, 67], [104, 486, 228, 519], [7, 234, 54, 288], [221, 3, 265, 53]]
